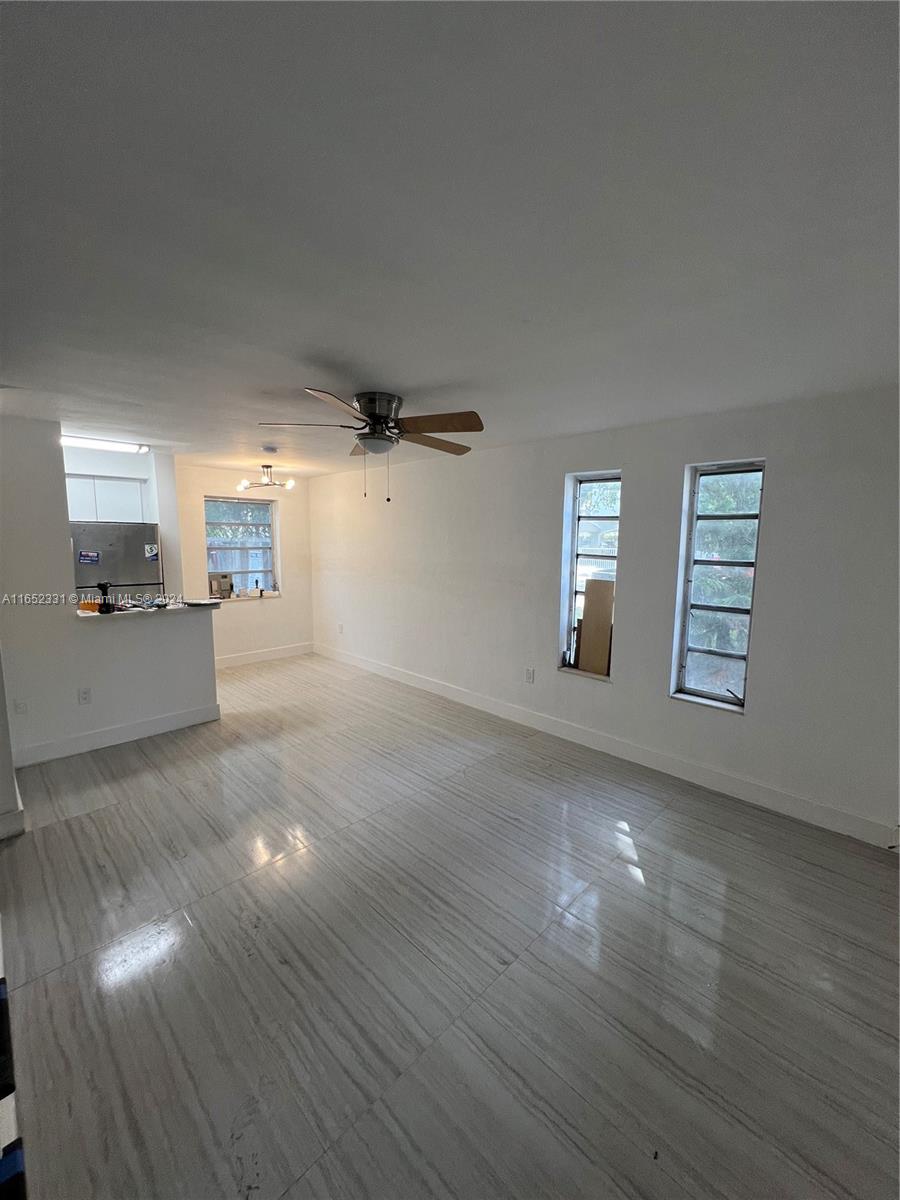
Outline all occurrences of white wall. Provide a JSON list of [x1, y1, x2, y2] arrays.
[[0, 416, 219, 765], [310, 388, 899, 845], [175, 462, 314, 668], [153, 452, 184, 598]]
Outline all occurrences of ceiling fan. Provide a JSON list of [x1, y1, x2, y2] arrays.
[[260, 389, 483, 456]]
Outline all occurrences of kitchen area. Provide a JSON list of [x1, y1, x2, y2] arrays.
[[64, 436, 186, 611], [0, 417, 222, 771], [0, 414, 312, 774]]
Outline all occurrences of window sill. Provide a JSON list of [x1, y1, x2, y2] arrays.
[[558, 666, 611, 683], [670, 690, 744, 714], [215, 592, 282, 602]]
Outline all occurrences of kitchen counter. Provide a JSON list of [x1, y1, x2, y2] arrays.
[[75, 602, 221, 619], [11, 598, 221, 767]]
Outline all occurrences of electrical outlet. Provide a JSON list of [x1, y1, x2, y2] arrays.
[[524, 667, 535, 684], [12, 699, 27, 715], [77, 687, 92, 706], [338, 622, 344, 634]]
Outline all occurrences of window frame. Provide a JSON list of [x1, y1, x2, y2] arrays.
[[203, 495, 280, 596], [673, 460, 765, 709], [559, 470, 622, 672]]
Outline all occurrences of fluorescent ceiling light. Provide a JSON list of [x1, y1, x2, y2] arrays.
[[60, 435, 150, 454]]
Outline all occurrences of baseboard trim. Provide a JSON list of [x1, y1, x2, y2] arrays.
[[0, 805, 24, 842], [215, 642, 314, 670], [12, 704, 222, 767], [314, 644, 894, 847]]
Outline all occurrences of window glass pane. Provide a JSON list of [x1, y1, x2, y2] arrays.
[[578, 480, 620, 517], [688, 609, 749, 654], [693, 518, 757, 562], [576, 556, 617, 589], [574, 592, 585, 622], [204, 498, 276, 596], [226, 570, 275, 590], [684, 652, 746, 700], [204, 499, 272, 525], [696, 471, 762, 515], [690, 564, 754, 608], [205, 523, 273, 548], [207, 548, 274, 574], [576, 519, 619, 556]]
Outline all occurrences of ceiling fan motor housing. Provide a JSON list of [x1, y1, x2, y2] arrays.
[[354, 391, 403, 422], [353, 392, 403, 453]]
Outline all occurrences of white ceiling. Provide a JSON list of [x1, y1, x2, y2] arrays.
[[1, 3, 895, 475]]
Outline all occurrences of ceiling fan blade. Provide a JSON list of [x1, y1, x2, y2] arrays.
[[350, 443, 366, 456], [305, 388, 365, 422], [402, 432, 471, 455], [258, 421, 358, 428], [396, 410, 483, 435]]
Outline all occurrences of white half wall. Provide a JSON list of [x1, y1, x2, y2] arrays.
[[310, 388, 899, 846], [0, 416, 220, 766], [175, 462, 314, 668]]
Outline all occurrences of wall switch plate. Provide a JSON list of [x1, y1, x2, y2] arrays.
[[77, 687, 92, 705], [524, 667, 535, 684], [12, 699, 27, 715]]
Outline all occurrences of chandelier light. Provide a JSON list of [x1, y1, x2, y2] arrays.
[[236, 464, 295, 492]]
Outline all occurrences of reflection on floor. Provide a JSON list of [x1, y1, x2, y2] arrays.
[[1, 654, 897, 1199]]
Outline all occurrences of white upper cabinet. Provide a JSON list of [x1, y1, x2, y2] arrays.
[[95, 477, 143, 522], [66, 476, 98, 521], [66, 476, 146, 523]]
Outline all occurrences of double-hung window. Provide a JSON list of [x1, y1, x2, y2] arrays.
[[204, 498, 277, 595], [674, 463, 764, 706], [561, 473, 621, 672]]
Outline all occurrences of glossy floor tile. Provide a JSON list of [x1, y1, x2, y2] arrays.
[[309, 799, 563, 996], [4, 654, 898, 1199], [13, 912, 325, 1200], [16, 740, 164, 829], [405, 766, 630, 909], [286, 1003, 697, 1200]]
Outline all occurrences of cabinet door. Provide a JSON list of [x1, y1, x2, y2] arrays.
[[95, 478, 143, 522], [66, 477, 97, 521]]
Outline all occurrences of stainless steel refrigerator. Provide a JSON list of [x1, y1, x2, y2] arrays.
[[71, 521, 164, 602]]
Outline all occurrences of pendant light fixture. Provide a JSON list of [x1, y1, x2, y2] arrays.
[[236, 464, 295, 492]]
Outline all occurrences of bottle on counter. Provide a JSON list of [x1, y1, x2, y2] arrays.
[[96, 581, 115, 615]]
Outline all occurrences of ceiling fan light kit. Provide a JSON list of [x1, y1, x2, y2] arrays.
[[356, 431, 397, 455]]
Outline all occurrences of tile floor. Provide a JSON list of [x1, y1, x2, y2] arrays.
[[1, 655, 896, 1199]]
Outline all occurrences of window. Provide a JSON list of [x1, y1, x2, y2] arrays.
[[204, 498, 278, 595], [674, 463, 764, 707], [560, 473, 621, 674]]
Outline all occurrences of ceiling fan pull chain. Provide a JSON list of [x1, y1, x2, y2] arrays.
[[363, 449, 367, 499], [386, 451, 391, 503]]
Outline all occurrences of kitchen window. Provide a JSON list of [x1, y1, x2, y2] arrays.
[[560, 472, 621, 675], [204, 497, 278, 595], [673, 462, 764, 707]]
